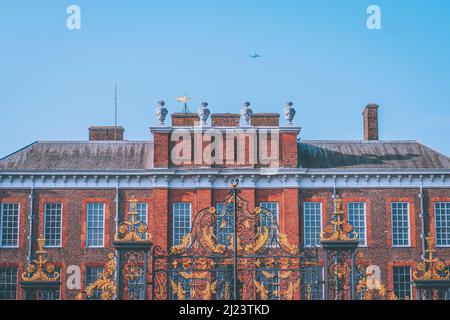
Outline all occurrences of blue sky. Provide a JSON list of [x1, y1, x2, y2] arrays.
[[0, 0, 449, 158]]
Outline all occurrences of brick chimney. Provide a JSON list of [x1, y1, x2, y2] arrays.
[[211, 114, 240, 127], [171, 113, 200, 127], [363, 104, 379, 141], [89, 126, 124, 141], [250, 113, 280, 127]]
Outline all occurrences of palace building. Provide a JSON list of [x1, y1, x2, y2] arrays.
[[0, 101, 449, 300]]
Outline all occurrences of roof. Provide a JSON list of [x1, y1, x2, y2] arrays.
[[0, 140, 449, 172], [0, 141, 153, 171], [298, 140, 450, 170]]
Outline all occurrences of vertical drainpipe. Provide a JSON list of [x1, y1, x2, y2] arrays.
[[333, 177, 337, 198], [114, 178, 120, 299], [115, 182, 120, 233], [298, 188, 302, 248], [27, 180, 35, 262], [419, 177, 426, 259]]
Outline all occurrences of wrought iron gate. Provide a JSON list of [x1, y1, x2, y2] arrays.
[[152, 180, 320, 300]]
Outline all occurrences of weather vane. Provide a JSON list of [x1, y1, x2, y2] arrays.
[[176, 94, 192, 114]]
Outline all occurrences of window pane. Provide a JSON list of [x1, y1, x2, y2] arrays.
[[391, 203, 410, 247], [86, 203, 105, 247], [435, 202, 450, 246], [348, 203, 366, 246], [85, 267, 104, 300], [393, 266, 412, 299], [216, 203, 234, 245], [0, 203, 20, 247], [260, 202, 279, 246], [135, 203, 148, 239], [44, 203, 62, 247], [172, 203, 191, 246], [304, 203, 322, 247], [260, 202, 279, 228], [135, 203, 148, 224], [0, 267, 18, 300]]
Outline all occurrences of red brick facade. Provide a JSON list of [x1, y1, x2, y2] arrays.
[[1, 186, 449, 299], [0, 107, 449, 300]]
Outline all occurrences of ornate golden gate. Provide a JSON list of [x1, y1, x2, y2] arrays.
[[152, 180, 320, 300]]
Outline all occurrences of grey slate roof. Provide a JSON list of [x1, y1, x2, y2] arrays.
[[298, 141, 450, 170], [0, 140, 449, 172], [0, 141, 153, 171]]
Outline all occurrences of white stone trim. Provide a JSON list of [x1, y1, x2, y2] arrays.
[[0, 171, 448, 189]]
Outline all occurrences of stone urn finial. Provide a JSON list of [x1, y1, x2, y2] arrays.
[[284, 101, 296, 125], [155, 100, 168, 125], [198, 102, 211, 126], [241, 101, 253, 126]]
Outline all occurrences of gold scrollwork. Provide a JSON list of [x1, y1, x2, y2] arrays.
[[244, 227, 269, 254], [261, 271, 276, 279], [355, 252, 398, 300], [285, 280, 300, 300], [115, 196, 152, 243], [21, 236, 60, 283], [413, 233, 450, 281], [253, 279, 269, 300], [170, 279, 186, 300], [321, 195, 358, 242], [179, 271, 208, 279], [123, 260, 142, 282], [277, 233, 299, 255], [171, 234, 192, 255], [76, 252, 117, 300], [200, 225, 227, 254], [199, 281, 217, 300], [357, 278, 398, 301]]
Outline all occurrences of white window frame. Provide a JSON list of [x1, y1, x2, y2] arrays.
[[86, 203, 105, 248], [347, 202, 367, 247], [43, 203, 63, 248], [135, 202, 148, 225], [259, 202, 279, 225], [391, 202, 411, 248], [172, 203, 192, 246], [135, 202, 148, 239], [303, 202, 322, 247], [392, 266, 412, 300], [435, 202, 450, 248], [0, 203, 20, 249]]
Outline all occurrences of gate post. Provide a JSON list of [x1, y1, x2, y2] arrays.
[[413, 233, 450, 300], [20, 236, 61, 300], [114, 196, 153, 300], [231, 180, 240, 300], [321, 196, 359, 300]]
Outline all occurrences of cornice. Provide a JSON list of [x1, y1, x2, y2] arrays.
[[0, 169, 448, 189]]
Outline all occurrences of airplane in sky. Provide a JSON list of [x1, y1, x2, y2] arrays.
[[249, 52, 261, 59]]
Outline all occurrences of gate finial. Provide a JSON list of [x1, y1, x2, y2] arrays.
[[115, 196, 152, 242], [21, 235, 60, 282]]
